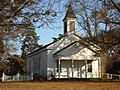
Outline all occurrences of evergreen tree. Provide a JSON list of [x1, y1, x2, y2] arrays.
[[21, 25, 40, 56]]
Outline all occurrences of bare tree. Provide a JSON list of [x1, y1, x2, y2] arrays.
[[0, 0, 60, 56], [66, 0, 120, 76], [0, 0, 61, 74]]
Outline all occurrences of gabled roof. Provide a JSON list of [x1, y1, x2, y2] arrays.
[[54, 41, 77, 55], [53, 34, 100, 56], [27, 33, 77, 57], [73, 34, 100, 54], [27, 41, 55, 56], [27, 33, 100, 57], [63, 4, 77, 21]]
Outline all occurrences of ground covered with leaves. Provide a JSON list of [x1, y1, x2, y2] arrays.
[[0, 81, 120, 90]]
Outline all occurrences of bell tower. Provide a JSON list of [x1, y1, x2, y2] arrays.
[[63, 5, 77, 35]]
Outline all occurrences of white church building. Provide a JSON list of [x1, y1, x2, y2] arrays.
[[26, 5, 101, 80]]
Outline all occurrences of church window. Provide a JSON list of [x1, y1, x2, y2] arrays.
[[69, 21, 75, 31], [64, 22, 67, 34]]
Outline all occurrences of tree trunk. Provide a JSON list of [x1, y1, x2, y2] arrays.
[[0, 36, 5, 55]]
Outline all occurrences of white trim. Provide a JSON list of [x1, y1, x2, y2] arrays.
[[58, 59, 61, 78]]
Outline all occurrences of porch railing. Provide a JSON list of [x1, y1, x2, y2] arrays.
[[47, 68, 120, 81], [100, 73, 120, 80]]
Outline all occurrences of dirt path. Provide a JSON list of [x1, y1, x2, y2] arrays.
[[0, 81, 120, 90]]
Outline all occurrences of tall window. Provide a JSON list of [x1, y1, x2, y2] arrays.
[[64, 22, 67, 34], [87, 60, 92, 72], [69, 21, 75, 31]]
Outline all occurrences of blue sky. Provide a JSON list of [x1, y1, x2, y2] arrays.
[[34, 0, 89, 46], [36, 14, 64, 45], [35, 0, 86, 45], [35, 1, 67, 45]]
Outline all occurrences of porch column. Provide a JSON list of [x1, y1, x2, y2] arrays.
[[67, 68, 69, 78], [98, 59, 101, 78], [54, 68, 56, 78], [58, 59, 61, 78], [85, 60, 87, 78], [72, 59, 74, 78]]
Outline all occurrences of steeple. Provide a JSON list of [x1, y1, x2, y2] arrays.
[[63, 4, 77, 35], [63, 5, 77, 21]]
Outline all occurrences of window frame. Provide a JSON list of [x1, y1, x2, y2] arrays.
[[69, 21, 75, 31]]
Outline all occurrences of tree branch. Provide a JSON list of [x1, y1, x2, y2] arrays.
[[110, 0, 120, 13]]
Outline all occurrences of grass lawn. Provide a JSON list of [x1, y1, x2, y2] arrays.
[[0, 81, 120, 90]]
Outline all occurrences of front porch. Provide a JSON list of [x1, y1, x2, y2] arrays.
[[51, 59, 100, 79]]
